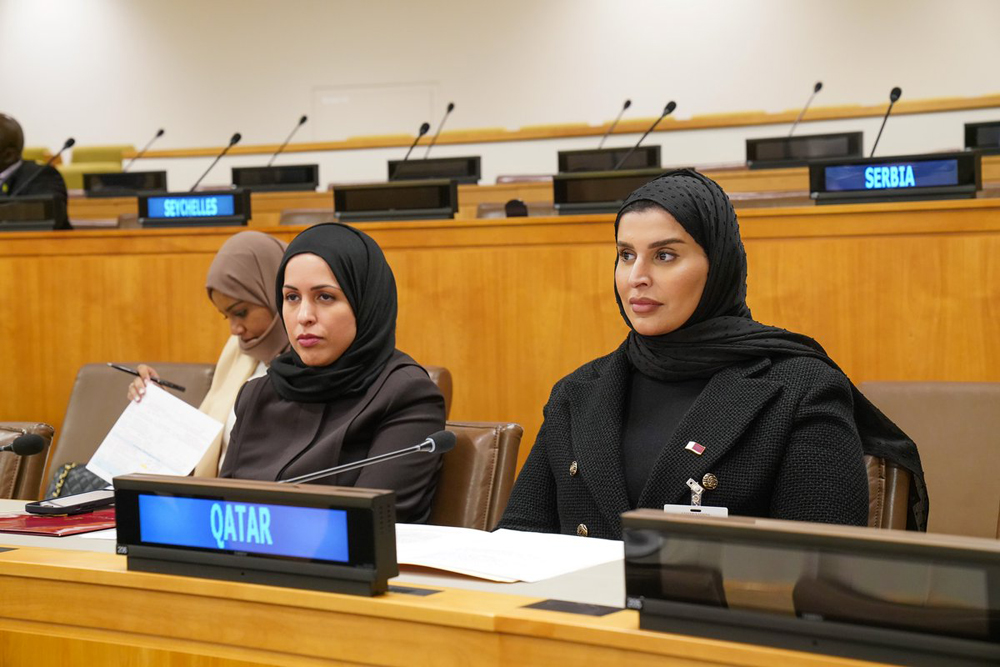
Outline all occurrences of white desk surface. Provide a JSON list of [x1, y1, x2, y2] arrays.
[[0, 499, 625, 607]]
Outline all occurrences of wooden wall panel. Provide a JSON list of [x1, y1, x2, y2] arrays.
[[1, 201, 998, 482]]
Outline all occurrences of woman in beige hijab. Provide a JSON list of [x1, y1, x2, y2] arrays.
[[128, 231, 289, 475]]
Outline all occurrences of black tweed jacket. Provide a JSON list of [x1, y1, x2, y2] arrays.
[[498, 345, 869, 540]]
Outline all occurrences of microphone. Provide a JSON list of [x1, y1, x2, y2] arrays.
[[0, 433, 46, 456], [280, 430, 456, 485], [424, 102, 455, 159], [10, 137, 75, 196], [267, 115, 308, 167], [390, 122, 430, 180], [788, 81, 822, 137], [613, 101, 676, 171], [598, 99, 632, 149], [870, 86, 902, 158], [123, 128, 165, 172], [190, 132, 241, 192]]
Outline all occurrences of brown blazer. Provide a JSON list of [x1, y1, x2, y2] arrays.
[[220, 350, 446, 523]]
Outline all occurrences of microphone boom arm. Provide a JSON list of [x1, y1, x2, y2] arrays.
[[280, 438, 437, 485]]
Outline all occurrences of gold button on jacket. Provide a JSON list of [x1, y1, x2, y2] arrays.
[[576, 523, 588, 537], [702, 473, 719, 490]]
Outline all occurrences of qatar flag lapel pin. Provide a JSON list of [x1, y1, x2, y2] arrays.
[[685, 441, 706, 456]]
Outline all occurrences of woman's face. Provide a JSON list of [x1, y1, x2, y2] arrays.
[[209, 291, 274, 343], [615, 206, 709, 336], [281, 253, 357, 367]]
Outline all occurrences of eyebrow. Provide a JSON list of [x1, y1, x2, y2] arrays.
[[224, 301, 246, 314], [616, 238, 687, 249], [282, 284, 343, 291]]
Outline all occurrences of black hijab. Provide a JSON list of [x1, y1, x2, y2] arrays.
[[615, 169, 928, 530], [267, 223, 397, 403]]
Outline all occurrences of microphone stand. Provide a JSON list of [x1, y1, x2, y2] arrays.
[[598, 99, 631, 149], [124, 129, 165, 172], [280, 437, 438, 484], [613, 102, 676, 171], [267, 116, 307, 167]]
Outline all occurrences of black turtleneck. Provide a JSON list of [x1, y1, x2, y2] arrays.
[[620, 369, 709, 508]]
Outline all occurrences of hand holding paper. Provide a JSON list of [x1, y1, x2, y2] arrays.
[[87, 384, 223, 483]]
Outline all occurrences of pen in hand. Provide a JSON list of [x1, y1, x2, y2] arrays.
[[108, 363, 187, 392]]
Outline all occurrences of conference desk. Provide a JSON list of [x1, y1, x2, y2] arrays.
[[63, 155, 1000, 228], [0, 499, 889, 667]]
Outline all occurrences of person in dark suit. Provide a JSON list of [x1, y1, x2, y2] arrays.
[[499, 170, 927, 540], [0, 113, 70, 230], [220, 223, 446, 523]]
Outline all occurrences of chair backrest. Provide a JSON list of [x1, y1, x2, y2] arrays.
[[0, 423, 54, 500], [279, 208, 335, 226], [864, 454, 910, 530], [423, 365, 452, 420], [429, 421, 523, 531], [70, 145, 135, 164], [40, 362, 216, 498], [860, 381, 1000, 539]]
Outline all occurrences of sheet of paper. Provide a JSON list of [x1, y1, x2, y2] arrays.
[[396, 524, 623, 583], [87, 384, 223, 483], [78, 528, 117, 540]]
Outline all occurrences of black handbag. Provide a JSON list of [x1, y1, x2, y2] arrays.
[[44, 462, 108, 499]]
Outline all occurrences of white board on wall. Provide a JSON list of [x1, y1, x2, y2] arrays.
[[310, 82, 441, 141]]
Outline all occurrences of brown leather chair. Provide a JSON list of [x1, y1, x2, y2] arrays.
[[864, 455, 910, 530], [423, 365, 452, 420], [430, 421, 523, 531], [1, 423, 54, 500], [279, 209, 335, 226], [861, 381, 1000, 538], [40, 363, 216, 498]]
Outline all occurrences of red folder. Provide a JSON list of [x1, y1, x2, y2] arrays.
[[0, 508, 116, 536]]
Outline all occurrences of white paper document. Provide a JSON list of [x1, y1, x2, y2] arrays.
[[87, 384, 223, 483], [396, 524, 623, 583]]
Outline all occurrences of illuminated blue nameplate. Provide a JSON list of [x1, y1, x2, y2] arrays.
[[138, 495, 349, 562], [824, 159, 957, 191], [809, 152, 980, 205], [114, 475, 397, 596], [138, 189, 250, 228]]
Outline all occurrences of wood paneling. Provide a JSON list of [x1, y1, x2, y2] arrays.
[[121, 94, 1000, 159], [2, 200, 998, 479], [0, 546, 892, 666]]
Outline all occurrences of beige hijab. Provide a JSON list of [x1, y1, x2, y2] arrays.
[[194, 231, 288, 477], [205, 231, 289, 364]]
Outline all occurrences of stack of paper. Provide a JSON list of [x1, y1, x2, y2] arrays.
[[396, 524, 623, 582]]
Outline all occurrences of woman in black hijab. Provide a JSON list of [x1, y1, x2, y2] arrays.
[[220, 223, 446, 523], [499, 169, 926, 540]]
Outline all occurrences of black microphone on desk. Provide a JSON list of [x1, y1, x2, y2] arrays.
[[598, 99, 631, 149], [123, 128, 165, 172], [267, 115, 308, 167], [870, 86, 902, 158], [279, 430, 456, 485], [788, 81, 822, 137], [190, 132, 241, 191], [10, 137, 75, 196], [424, 102, 455, 158], [613, 101, 676, 171], [0, 434, 46, 456], [390, 122, 430, 180]]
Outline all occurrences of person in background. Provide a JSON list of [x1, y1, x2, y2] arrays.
[[499, 169, 926, 540], [128, 231, 290, 476], [0, 113, 69, 230], [220, 223, 446, 523]]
